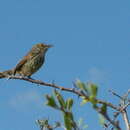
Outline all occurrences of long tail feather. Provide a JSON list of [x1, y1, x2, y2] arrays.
[[0, 70, 13, 79]]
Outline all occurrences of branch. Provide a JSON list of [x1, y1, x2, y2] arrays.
[[109, 89, 130, 130], [102, 113, 121, 130], [109, 89, 124, 100], [121, 109, 130, 130], [5, 75, 120, 111], [94, 106, 121, 130], [1, 75, 124, 129]]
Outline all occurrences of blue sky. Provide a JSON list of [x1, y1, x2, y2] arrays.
[[0, 0, 130, 130]]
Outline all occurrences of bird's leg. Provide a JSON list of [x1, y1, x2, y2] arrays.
[[27, 76, 34, 80]]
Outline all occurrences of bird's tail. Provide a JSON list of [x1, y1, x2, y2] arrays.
[[0, 70, 13, 79]]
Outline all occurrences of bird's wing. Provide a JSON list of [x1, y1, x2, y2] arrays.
[[13, 56, 28, 75]]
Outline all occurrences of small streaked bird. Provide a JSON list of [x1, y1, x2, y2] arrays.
[[0, 43, 53, 78]]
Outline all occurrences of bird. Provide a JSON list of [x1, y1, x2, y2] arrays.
[[0, 43, 52, 79]]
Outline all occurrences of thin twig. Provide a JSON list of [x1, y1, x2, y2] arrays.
[[96, 107, 121, 130], [109, 89, 123, 100], [102, 113, 121, 130]]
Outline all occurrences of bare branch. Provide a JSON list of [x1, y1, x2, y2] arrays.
[[110, 89, 130, 130], [121, 110, 130, 130], [96, 108, 121, 130], [109, 89, 123, 100], [2, 76, 127, 129], [102, 113, 121, 130], [5, 75, 120, 111]]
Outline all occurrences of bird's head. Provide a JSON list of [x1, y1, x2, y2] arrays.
[[31, 43, 53, 55], [37, 43, 53, 50]]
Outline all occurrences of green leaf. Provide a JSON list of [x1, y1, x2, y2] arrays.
[[54, 90, 66, 108], [75, 80, 88, 93], [80, 96, 90, 106], [88, 83, 98, 98], [77, 118, 88, 129], [99, 114, 106, 126], [46, 95, 58, 109], [89, 95, 97, 108], [100, 104, 107, 114], [66, 98, 73, 110], [63, 112, 73, 130]]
